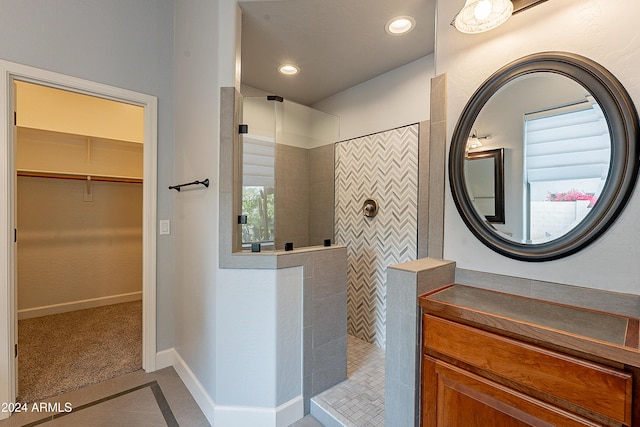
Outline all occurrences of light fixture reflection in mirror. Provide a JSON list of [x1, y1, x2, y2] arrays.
[[466, 130, 491, 150], [449, 52, 639, 261]]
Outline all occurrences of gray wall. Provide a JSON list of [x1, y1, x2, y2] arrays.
[[0, 0, 175, 350]]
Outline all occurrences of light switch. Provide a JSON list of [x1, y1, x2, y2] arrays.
[[159, 220, 170, 235]]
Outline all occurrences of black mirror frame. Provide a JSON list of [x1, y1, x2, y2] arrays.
[[449, 52, 639, 261], [465, 148, 505, 224]]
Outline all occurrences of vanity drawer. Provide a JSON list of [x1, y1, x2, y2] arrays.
[[422, 314, 633, 425]]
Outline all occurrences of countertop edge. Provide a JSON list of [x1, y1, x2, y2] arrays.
[[419, 286, 640, 369]]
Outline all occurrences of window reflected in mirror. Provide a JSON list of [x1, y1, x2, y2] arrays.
[[524, 97, 609, 243]]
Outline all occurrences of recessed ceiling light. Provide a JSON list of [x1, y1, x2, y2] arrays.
[[278, 64, 299, 75], [386, 16, 416, 35]]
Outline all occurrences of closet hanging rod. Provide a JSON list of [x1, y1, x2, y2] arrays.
[[169, 178, 209, 192], [17, 170, 142, 184]]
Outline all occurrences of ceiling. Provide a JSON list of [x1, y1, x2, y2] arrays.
[[239, 0, 437, 106]]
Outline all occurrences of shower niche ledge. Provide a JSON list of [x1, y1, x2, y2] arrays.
[[222, 244, 346, 269]]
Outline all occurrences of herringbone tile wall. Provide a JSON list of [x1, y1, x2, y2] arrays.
[[335, 124, 419, 348]]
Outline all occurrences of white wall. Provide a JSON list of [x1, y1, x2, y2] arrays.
[[215, 269, 278, 412], [17, 177, 142, 314], [0, 0, 175, 349], [313, 55, 434, 141], [216, 267, 302, 407], [438, 0, 640, 294], [173, 0, 226, 411]]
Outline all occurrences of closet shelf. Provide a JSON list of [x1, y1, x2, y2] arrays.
[[17, 169, 142, 184]]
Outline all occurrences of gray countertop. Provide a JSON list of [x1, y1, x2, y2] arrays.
[[430, 285, 629, 346], [421, 284, 640, 367]]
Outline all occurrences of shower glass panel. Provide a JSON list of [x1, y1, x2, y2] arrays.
[[241, 97, 277, 245], [240, 96, 339, 250]]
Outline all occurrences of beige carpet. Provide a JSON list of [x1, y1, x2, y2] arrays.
[[17, 301, 142, 403]]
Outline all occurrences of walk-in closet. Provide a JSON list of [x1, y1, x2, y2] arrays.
[[14, 81, 144, 402]]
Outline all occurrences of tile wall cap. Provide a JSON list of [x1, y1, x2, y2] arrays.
[[388, 257, 455, 273]]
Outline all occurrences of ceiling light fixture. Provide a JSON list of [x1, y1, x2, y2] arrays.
[[278, 64, 299, 75], [452, 0, 514, 34], [386, 16, 416, 35]]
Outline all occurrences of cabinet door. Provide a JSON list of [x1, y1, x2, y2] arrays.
[[422, 356, 601, 427], [423, 314, 632, 424]]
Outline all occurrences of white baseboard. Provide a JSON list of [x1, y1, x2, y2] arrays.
[[18, 291, 142, 320], [170, 348, 217, 425], [214, 396, 303, 427], [155, 348, 175, 370], [276, 396, 304, 427], [157, 348, 304, 427]]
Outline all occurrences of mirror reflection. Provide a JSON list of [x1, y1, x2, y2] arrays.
[[241, 96, 339, 250], [466, 72, 610, 244], [449, 52, 639, 261], [465, 148, 504, 224]]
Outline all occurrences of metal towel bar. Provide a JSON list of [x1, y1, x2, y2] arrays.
[[169, 178, 209, 192]]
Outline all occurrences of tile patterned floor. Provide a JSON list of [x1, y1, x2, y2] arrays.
[[291, 415, 325, 427], [310, 335, 385, 426], [0, 367, 209, 427], [2, 336, 384, 427]]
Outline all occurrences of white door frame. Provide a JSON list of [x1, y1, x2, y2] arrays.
[[0, 60, 158, 416]]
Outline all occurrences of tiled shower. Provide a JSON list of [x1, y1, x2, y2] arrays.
[[334, 124, 419, 348]]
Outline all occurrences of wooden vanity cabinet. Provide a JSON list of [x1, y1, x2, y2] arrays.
[[422, 356, 602, 426], [421, 314, 635, 427]]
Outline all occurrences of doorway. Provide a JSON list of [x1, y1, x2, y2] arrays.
[[15, 81, 144, 401], [0, 60, 158, 416]]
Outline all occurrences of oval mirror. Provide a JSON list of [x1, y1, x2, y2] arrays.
[[449, 52, 639, 261]]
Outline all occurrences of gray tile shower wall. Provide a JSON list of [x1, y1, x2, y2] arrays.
[[309, 144, 336, 246], [305, 247, 348, 412], [274, 143, 335, 250], [335, 124, 419, 348], [278, 246, 348, 414], [275, 144, 310, 249]]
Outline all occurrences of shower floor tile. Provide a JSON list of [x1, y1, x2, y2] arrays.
[[310, 335, 385, 426]]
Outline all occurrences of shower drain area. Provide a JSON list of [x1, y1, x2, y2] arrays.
[[310, 335, 385, 426]]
